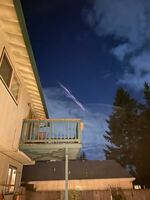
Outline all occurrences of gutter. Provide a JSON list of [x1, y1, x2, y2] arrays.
[[13, 0, 49, 118]]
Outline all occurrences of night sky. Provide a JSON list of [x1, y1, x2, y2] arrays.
[[21, 0, 122, 105], [20, 0, 150, 159]]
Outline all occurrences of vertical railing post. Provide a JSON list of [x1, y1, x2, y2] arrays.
[[29, 121, 33, 141], [67, 121, 69, 141], [65, 147, 68, 200], [20, 120, 26, 144], [78, 121, 81, 143], [49, 121, 52, 142]]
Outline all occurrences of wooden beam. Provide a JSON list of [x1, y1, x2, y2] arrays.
[[16, 61, 31, 67], [21, 74, 35, 81], [0, 2, 14, 8], [13, 51, 29, 59], [1, 18, 18, 24], [5, 31, 22, 37], [9, 41, 26, 48]]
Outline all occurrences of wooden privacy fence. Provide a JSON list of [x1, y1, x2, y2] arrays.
[[26, 189, 150, 200]]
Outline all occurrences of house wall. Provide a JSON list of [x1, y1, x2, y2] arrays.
[[29, 178, 134, 191], [0, 152, 22, 199], [0, 28, 31, 152], [0, 13, 33, 197]]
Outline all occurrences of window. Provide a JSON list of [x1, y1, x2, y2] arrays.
[[0, 54, 12, 87], [6, 166, 17, 193], [0, 50, 20, 102], [10, 74, 20, 101]]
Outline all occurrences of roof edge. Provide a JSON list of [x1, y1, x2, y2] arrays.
[[13, 0, 49, 118], [28, 177, 136, 182]]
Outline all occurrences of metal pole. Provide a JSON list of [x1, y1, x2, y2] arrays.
[[65, 147, 68, 200]]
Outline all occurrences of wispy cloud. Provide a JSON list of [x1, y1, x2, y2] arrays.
[[58, 81, 86, 112], [84, 0, 150, 90], [119, 50, 150, 90], [102, 72, 112, 79], [44, 87, 113, 159]]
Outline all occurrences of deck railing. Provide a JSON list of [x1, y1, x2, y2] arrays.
[[20, 119, 83, 144]]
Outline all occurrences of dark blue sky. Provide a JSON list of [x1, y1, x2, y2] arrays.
[[21, 0, 124, 105], [20, 0, 150, 159]]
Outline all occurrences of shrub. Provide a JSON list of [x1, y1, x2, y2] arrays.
[[68, 190, 80, 200], [111, 188, 126, 200]]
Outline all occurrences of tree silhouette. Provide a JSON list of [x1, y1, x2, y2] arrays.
[[104, 83, 150, 186], [104, 87, 139, 177]]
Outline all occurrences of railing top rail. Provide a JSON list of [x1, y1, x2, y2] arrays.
[[23, 118, 82, 122]]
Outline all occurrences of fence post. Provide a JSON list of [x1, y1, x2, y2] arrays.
[[65, 147, 68, 200]]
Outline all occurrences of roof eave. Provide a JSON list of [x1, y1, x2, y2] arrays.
[[13, 0, 49, 118]]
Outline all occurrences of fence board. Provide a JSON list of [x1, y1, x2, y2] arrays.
[[26, 189, 150, 200]]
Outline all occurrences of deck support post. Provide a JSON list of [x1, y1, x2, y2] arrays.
[[65, 147, 68, 200]]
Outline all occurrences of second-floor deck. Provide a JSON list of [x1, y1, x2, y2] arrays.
[[19, 119, 83, 161]]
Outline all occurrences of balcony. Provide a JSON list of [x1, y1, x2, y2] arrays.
[[19, 119, 83, 161]]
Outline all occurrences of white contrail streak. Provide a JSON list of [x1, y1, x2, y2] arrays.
[[58, 82, 86, 112]]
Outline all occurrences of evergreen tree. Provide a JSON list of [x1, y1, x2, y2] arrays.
[[135, 82, 150, 186], [79, 151, 87, 160], [144, 82, 150, 107], [104, 83, 150, 186], [104, 87, 138, 173]]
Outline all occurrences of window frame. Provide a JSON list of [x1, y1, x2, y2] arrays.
[[0, 53, 13, 88], [0, 48, 21, 104], [5, 165, 17, 194]]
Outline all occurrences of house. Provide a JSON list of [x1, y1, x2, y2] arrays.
[[0, 0, 83, 199], [22, 160, 135, 191]]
